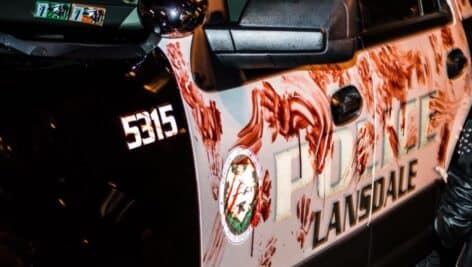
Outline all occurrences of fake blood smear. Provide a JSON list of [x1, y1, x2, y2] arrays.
[[309, 64, 350, 91], [429, 89, 458, 165], [259, 237, 277, 267], [366, 44, 431, 161], [235, 80, 334, 174], [370, 45, 430, 130], [429, 34, 443, 75], [252, 171, 272, 227], [386, 125, 400, 159], [427, 29, 472, 165], [405, 111, 419, 150], [428, 78, 470, 165], [438, 125, 450, 165], [441, 28, 454, 48], [358, 57, 374, 113], [203, 214, 225, 267], [355, 122, 375, 177], [295, 195, 315, 249], [167, 42, 223, 199], [166, 42, 226, 265]]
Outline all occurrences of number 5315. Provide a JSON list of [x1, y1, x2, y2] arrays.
[[121, 104, 178, 150]]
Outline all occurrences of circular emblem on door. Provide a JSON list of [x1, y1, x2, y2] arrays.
[[219, 147, 263, 244]]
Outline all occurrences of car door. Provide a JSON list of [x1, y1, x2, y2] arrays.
[[158, 0, 378, 266], [358, 0, 472, 266]]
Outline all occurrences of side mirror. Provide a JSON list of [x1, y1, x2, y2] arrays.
[[204, 0, 358, 69], [205, 27, 356, 69]]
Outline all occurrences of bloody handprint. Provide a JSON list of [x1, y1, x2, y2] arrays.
[[259, 237, 277, 267], [235, 81, 334, 174], [354, 121, 375, 178], [296, 195, 315, 249], [252, 171, 272, 227]]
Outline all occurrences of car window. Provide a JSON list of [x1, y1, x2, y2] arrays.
[[361, 0, 442, 29], [361, 0, 419, 28], [227, 0, 247, 22], [421, 0, 442, 14], [360, 0, 451, 45]]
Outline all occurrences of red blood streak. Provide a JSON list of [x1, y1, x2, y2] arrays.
[[355, 121, 375, 177], [429, 34, 443, 75], [236, 80, 334, 174], [225, 173, 238, 206], [441, 27, 454, 48], [309, 64, 350, 91], [295, 195, 315, 249], [370, 46, 429, 130], [405, 113, 419, 150], [438, 125, 450, 165], [203, 214, 225, 266], [259, 237, 277, 267], [428, 84, 468, 165], [227, 181, 242, 212], [167, 42, 222, 153], [387, 125, 400, 159], [252, 171, 272, 227], [358, 57, 374, 113], [166, 42, 223, 199], [367, 45, 431, 160]]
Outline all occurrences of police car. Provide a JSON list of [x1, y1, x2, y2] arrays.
[[0, 0, 471, 266]]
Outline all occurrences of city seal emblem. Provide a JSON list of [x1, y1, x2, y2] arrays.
[[219, 147, 263, 244]]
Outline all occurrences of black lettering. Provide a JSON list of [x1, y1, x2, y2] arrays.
[[373, 177, 385, 213], [344, 193, 358, 229], [398, 165, 408, 197], [384, 171, 397, 206], [408, 159, 418, 192], [359, 184, 372, 221], [327, 201, 342, 237], [312, 210, 327, 249]]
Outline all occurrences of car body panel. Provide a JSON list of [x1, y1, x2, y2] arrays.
[[456, 0, 472, 19], [158, 1, 472, 265], [0, 0, 470, 266], [369, 8, 472, 263], [0, 50, 202, 266]]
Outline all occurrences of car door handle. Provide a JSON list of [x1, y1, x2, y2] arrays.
[[447, 48, 468, 79], [331, 85, 363, 125]]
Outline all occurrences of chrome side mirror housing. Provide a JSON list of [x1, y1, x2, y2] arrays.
[[138, 0, 208, 38]]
